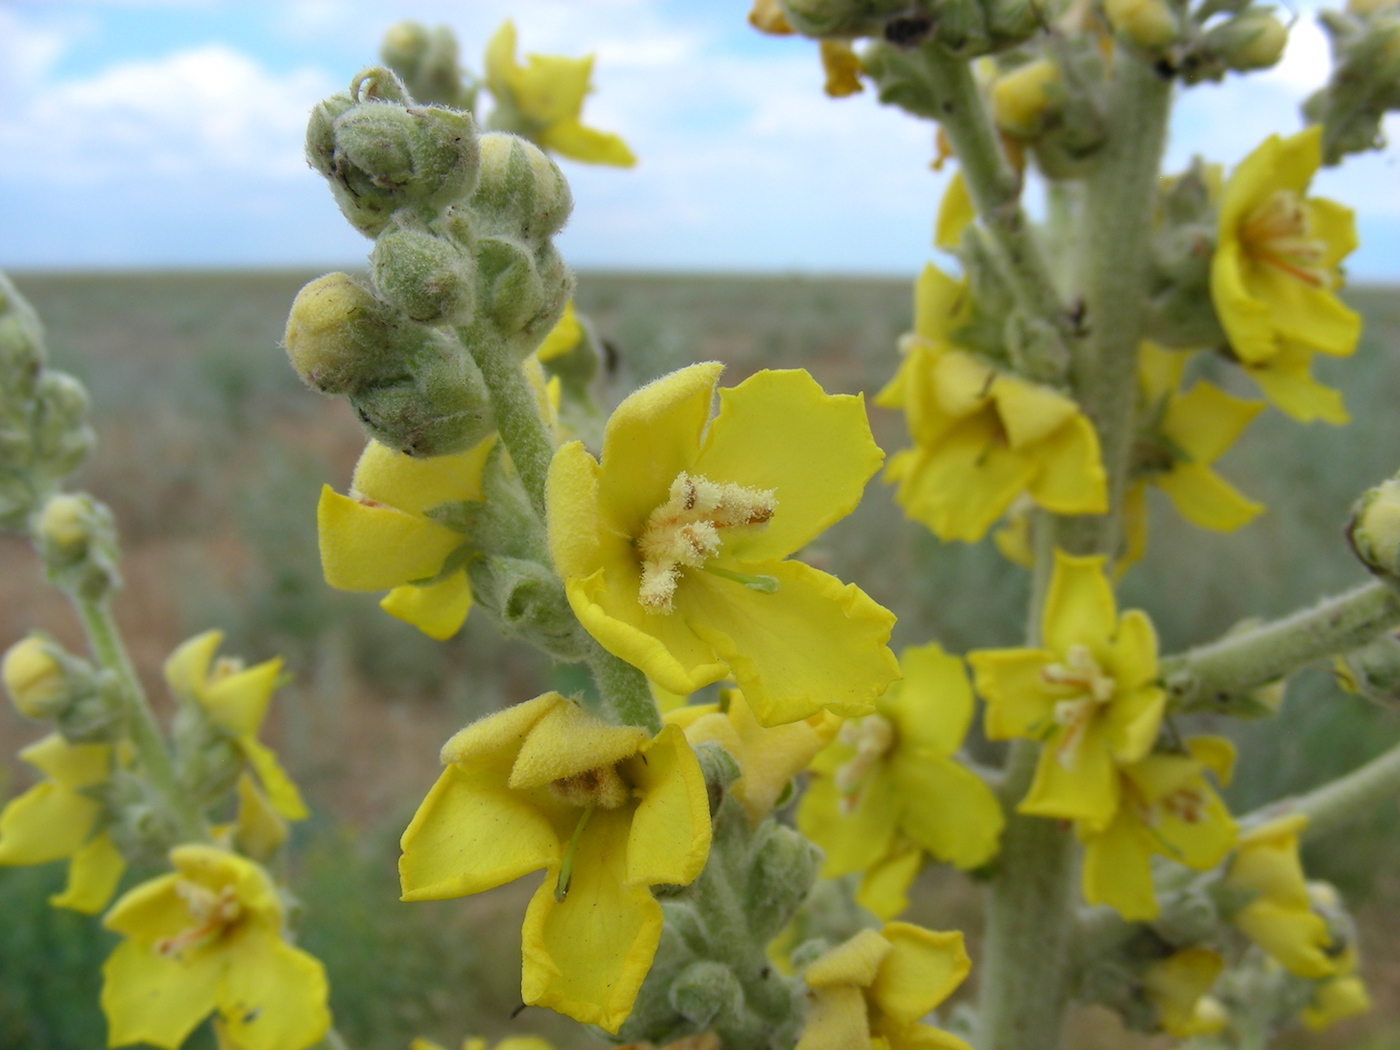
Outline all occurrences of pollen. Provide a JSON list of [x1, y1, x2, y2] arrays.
[[548, 763, 631, 809], [635, 472, 776, 614], [1239, 189, 1332, 289]]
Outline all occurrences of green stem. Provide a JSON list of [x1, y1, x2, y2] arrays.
[[75, 597, 205, 842], [1058, 54, 1173, 559], [584, 636, 662, 735], [1160, 579, 1400, 713], [917, 46, 1073, 365], [462, 328, 556, 522], [1244, 735, 1400, 841]]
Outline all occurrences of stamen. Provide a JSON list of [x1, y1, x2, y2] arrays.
[[1239, 189, 1332, 289], [833, 714, 897, 813], [555, 804, 596, 902], [1041, 644, 1118, 769], [702, 565, 780, 593], [154, 881, 242, 958]]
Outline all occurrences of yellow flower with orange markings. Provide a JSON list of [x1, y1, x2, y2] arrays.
[[100, 845, 330, 1050], [795, 923, 973, 1050], [399, 692, 711, 1033], [1078, 737, 1238, 921], [798, 643, 1004, 919], [1211, 127, 1361, 424], [484, 21, 636, 168], [969, 551, 1166, 828], [547, 363, 899, 728], [0, 733, 126, 914], [878, 264, 1107, 543]]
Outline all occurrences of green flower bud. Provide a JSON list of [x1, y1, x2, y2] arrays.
[[39, 492, 91, 553], [285, 273, 399, 394], [348, 329, 495, 457], [173, 704, 245, 807], [992, 59, 1064, 136], [0, 272, 45, 402], [32, 371, 94, 478], [381, 22, 475, 110], [1337, 633, 1400, 708], [669, 961, 745, 1029], [3, 634, 67, 719], [777, 0, 909, 36], [36, 493, 121, 601], [933, 0, 992, 56], [1349, 476, 1400, 577], [746, 821, 822, 942], [1208, 10, 1289, 71], [464, 555, 588, 662], [467, 133, 572, 242], [1104, 0, 1180, 48], [371, 225, 477, 323]]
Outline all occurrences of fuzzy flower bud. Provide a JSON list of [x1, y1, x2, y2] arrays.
[[1337, 633, 1400, 709], [0, 272, 44, 401], [32, 372, 95, 478], [1104, 0, 1180, 49], [467, 133, 572, 242], [3, 635, 67, 719], [36, 492, 121, 600], [371, 225, 477, 324], [1208, 10, 1289, 71], [992, 59, 1063, 136], [380, 22, 473, 109], [1349, 476, 1400, 577], [39, 493, 90, 553], [284, 274, 401, 394], [776, 0, 910, 37]]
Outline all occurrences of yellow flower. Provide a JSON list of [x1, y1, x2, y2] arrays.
[[969, 550, 1166, 827], [819, 41, 864, 97], [878, 264, 1107, 542], [318, 437, 492, 640], [1224, 814, 1341, 978], [666, 687, 840, 823], [795, 923, 973, 1050], [484, 21, 636, 167], [101, 845, 330, 1050], [535, 301, 583, 363], [1211, 127, 1361, 424], [399, 692, 711, 1032], [933, 171, 975, 252], [547, 363, 899, 727], [1302, 949, 1371, 1030], [1142, 948, 1228, 1038], [411, 1038, 554, 1050], [748, 0, 795, 34], [165, 631, 307, 821], [1126, 343, 1264, 559], [1078, 737, 1238, 920], [798, 644, 1004, 918], [0, 732, 126, 914]]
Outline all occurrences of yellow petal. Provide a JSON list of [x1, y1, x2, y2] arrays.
[[694, 369, 883, 562], [317, 485, 465, 592], [1307, 196, 1359, 272], [1020, 720, 1119, 826], [682, 557, 896, 726], [514, 52, 593, 124], [934, 171, 975, 251], [508, 700, 647, 790], [857, 843, 923, 920], [623, 725, 711, 887], [1228, 814, 1310, 908], [990, 375, 1078, 450], [20, 732, 112, 787], [890, 753, 1003, 870], [439, 693, 561, 768], [536, 301, 582, 362], [887, 643, 972, 758], [1137, 342, 1188, 405], [1104, 608, 1160, 695], [201, 657, 281, 738], [869, 923, 970, 1025], [1246, 255, 1359, 359], [1120, 482, 1148, 571], [1144, 947, 1226, 1038], [232, 774, 289, 863], [240, 737, 309, 821], [931, 352, 997, 421], [805, 927, 892, 988], [1233, 900, 1336, 978], [49, 831, 125, 914], [547, 439, 604, 581], [1245, 346, 1350, 424], [539, 119, 637, 167], [1156, 462, 1263, 532], [100, 937, 220, 1050], [0, 781, 100, 864], [1025, 413, 1108, 516], [484, 20, 521, 98], [795, 985, 873, 1050], [1156, 784, 1237, 871], [380, 572, 473, 640], [724, 690, 834, 821], [1302, 975, 1372, 1030], [519, 806, 662, 1033], [1162, 381, 1263, 465], [968, 648, 1057, 741], [218, 935, 331, 1050], [1210, 239, 1278, 365], [351, 438, 492, 514], [1042, 550, 1117, 655], [912, 263, 972, 345], [798, 770, 901, 877], [820, 40, 865, 97], [1103, 685, 1167, 767], [1188, 736, 1236, 786], [399, 764, 560, 901], [1080, 808, 1158, 920], [164, 631, 221, 702], [596, 362, 723, 537]]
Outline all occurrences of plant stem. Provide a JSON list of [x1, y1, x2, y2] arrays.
[[75, 596, 206, 842], [917, 46, 1073, 361], [462, 330, 555, 522], [1244, 735, 1400, 841], [585, 636, 662, 735], [1160, 579, 1400, 712]]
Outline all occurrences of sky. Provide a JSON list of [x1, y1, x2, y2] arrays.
[[1, 0, 1398, 277]]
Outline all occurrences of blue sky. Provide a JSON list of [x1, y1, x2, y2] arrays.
[[2, 0, 1398, 277]]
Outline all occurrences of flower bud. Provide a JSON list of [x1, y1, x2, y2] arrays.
[[933, 0, 992, 56], [32, 371, 94, 478], [1104, 0, 1180, 49], [777, 0, 909, 36], [992, 59, 1063, 136], [39, 492, 90, 552], [371, 226, 476, 323], [746, 821, 821, 941], [465, 555, 587, 661], [0, 272, 45, 402], [381, 22, 472, 109], [3, 635, 66, 719], [1208, 10, 1289, 71], [1337, 633, 1400, 708], [284, 273, 409, 394], [467, 133, 572, 242], [36, 492, 121, 600], [1349, 476, 1400, 577], [669, 961, 745, 1029]]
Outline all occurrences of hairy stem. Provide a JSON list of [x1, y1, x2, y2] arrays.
[[75, 597, 206, 842], [1160, 579, 1400, 712], [462, 330, 555, 522], [1245, 735, 1400, 841]]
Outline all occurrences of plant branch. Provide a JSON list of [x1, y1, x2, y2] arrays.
[[462, 330, 555, 523], [1243, 735, 1400, 841]]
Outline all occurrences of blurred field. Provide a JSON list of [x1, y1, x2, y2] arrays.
[[1, 270, 1399, 1049]]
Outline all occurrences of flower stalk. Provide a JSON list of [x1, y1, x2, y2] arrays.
[[1245, 734, 1400, 840]]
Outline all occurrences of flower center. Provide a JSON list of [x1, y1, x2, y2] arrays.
[[1239, 189, 1332, 289], [833, 713, 897, 814], [635, 471, 777, 614], [547, 764, 631, 810], [1041, 644, 1117, 770], [154, 880, 243, 959]]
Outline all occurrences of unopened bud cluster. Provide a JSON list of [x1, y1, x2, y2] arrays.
[[380, 21, 477, 110], [1097, 0, 1287, 81], [1304, 1, 1400, 163], [773, 0, 1041, 56], [291, 67, 573, 457], [3, 632, 122, 742], [0, 274, 95, 531]]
